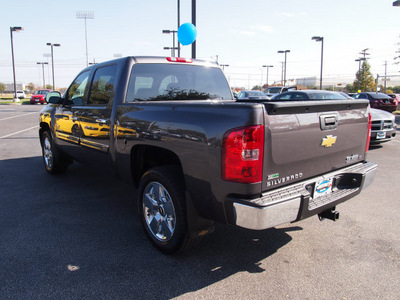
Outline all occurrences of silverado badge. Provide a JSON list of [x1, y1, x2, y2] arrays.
[[321, 135, 337, 148]]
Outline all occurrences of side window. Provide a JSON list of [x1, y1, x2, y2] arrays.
[[65, 70, 91, 105], [292, 93, 307, 100], [275, 93, 291, 100], [88, 65, 118, 105]]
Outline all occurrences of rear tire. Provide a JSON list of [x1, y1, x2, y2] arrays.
[[41, 131, 69, 174], [138, 166, 200, 253]]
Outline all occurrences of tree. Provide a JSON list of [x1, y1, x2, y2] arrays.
[[345, 84, 354, 93], [252, 85, 262, 90], [0, 82, 5, 93], [386, 89, 394, 94], [389, 86, 400, 93], [26, 82, 36, 93], [352, 61, 375, 92]]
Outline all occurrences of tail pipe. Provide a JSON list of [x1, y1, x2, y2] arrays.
[[318, 207, 340, 221]]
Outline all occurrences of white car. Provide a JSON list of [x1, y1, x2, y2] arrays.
[[370, 108, 397, 144], [16, 90, 26, 99]]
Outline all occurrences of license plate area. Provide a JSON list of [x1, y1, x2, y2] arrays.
[[377, 132, 386, 139], [313, 177, 334, 199]]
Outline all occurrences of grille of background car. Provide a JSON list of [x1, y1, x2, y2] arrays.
[[371, 120, 393, 131]]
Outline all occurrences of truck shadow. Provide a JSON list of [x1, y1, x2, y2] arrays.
[[368, 144, 384, 150], [0, 156, 301, 299]]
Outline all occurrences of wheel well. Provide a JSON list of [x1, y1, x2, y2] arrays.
[[130, 145, 183, 188], [39, 122, 50, 145]]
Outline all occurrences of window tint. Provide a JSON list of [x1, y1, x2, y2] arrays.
[[358, 94, 367, 99], [246, 91, 265, 96], [308, 92, 347, 100], [370, 93, 391, 100], [265, 87, 282, 93], [275, 93, 291, 100], [65, 70, 91, 105], [88, 64, 118, 105], [125, 64, 232, 102], [292, 93, 308, 100]]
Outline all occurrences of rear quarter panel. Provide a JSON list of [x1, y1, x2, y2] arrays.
[[114, 101, 265, 223]]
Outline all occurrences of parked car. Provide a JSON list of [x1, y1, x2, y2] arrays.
[[30, 89, 52, 104], [16, 90, 26, 99], [387, 93, 400, 110], [271, 90, 349, 100], [353, 92, 397, 112], [370, 108, 397, 144], [237, 90, 270, 100]]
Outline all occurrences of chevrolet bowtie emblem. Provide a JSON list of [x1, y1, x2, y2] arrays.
[[321, 135, 337, 148]]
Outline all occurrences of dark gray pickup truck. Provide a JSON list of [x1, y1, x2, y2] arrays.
[[39, 56, 377, 253]]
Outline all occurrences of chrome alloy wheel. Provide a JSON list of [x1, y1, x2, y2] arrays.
[[43, 136, 53, 170], [142, 182, 176, 242]]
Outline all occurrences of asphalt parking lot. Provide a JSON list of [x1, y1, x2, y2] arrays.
[[1, 104, 400, 299]]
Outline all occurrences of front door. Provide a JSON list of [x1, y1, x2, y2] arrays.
[[54, 70, 91, 158]]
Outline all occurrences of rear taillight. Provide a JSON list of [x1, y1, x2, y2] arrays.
[[222, 125, 264, 183], [365, 113, 372, 152], [166, 57, 193, 63]]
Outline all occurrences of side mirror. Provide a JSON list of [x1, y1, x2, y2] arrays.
[[46, 91, 62, 104]]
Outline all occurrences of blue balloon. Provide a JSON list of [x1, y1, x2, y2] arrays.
[[178, 23, 197, 46]]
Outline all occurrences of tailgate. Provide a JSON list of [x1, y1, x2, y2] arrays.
[[262, 100, 370, 191]]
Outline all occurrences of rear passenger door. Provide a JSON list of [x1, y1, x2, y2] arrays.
[[75, 64, 118, 170]]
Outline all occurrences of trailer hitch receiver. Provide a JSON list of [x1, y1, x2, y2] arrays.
[[318, 207, 340, 221]]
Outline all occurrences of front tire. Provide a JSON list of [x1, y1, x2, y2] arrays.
[[138, 166, 199, 253], [41, 131, 69, 174]]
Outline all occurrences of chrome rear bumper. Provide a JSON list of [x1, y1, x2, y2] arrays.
[[232, 161, 377, 230]]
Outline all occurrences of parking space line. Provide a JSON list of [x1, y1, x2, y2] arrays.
[[0, 126, 39, 139], [0, 112, 38, 122]]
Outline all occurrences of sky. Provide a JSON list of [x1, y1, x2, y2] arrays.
[[1, 0, 400, 90]]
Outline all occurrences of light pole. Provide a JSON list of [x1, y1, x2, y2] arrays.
[[262, 65, 273, 87], [37, 62, 48, 88], [312, 36, 324, 90], [76, 11, 94, 67], [163, 46, 179, 57], [162, 30, 178, 57], [10, 26, 23, 102], [220, 64, 229, 71], [192, 0, 196, 59], [46, 43, 61, 90], [278, 50, 290, 86], [177, 0, 181, 57]]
